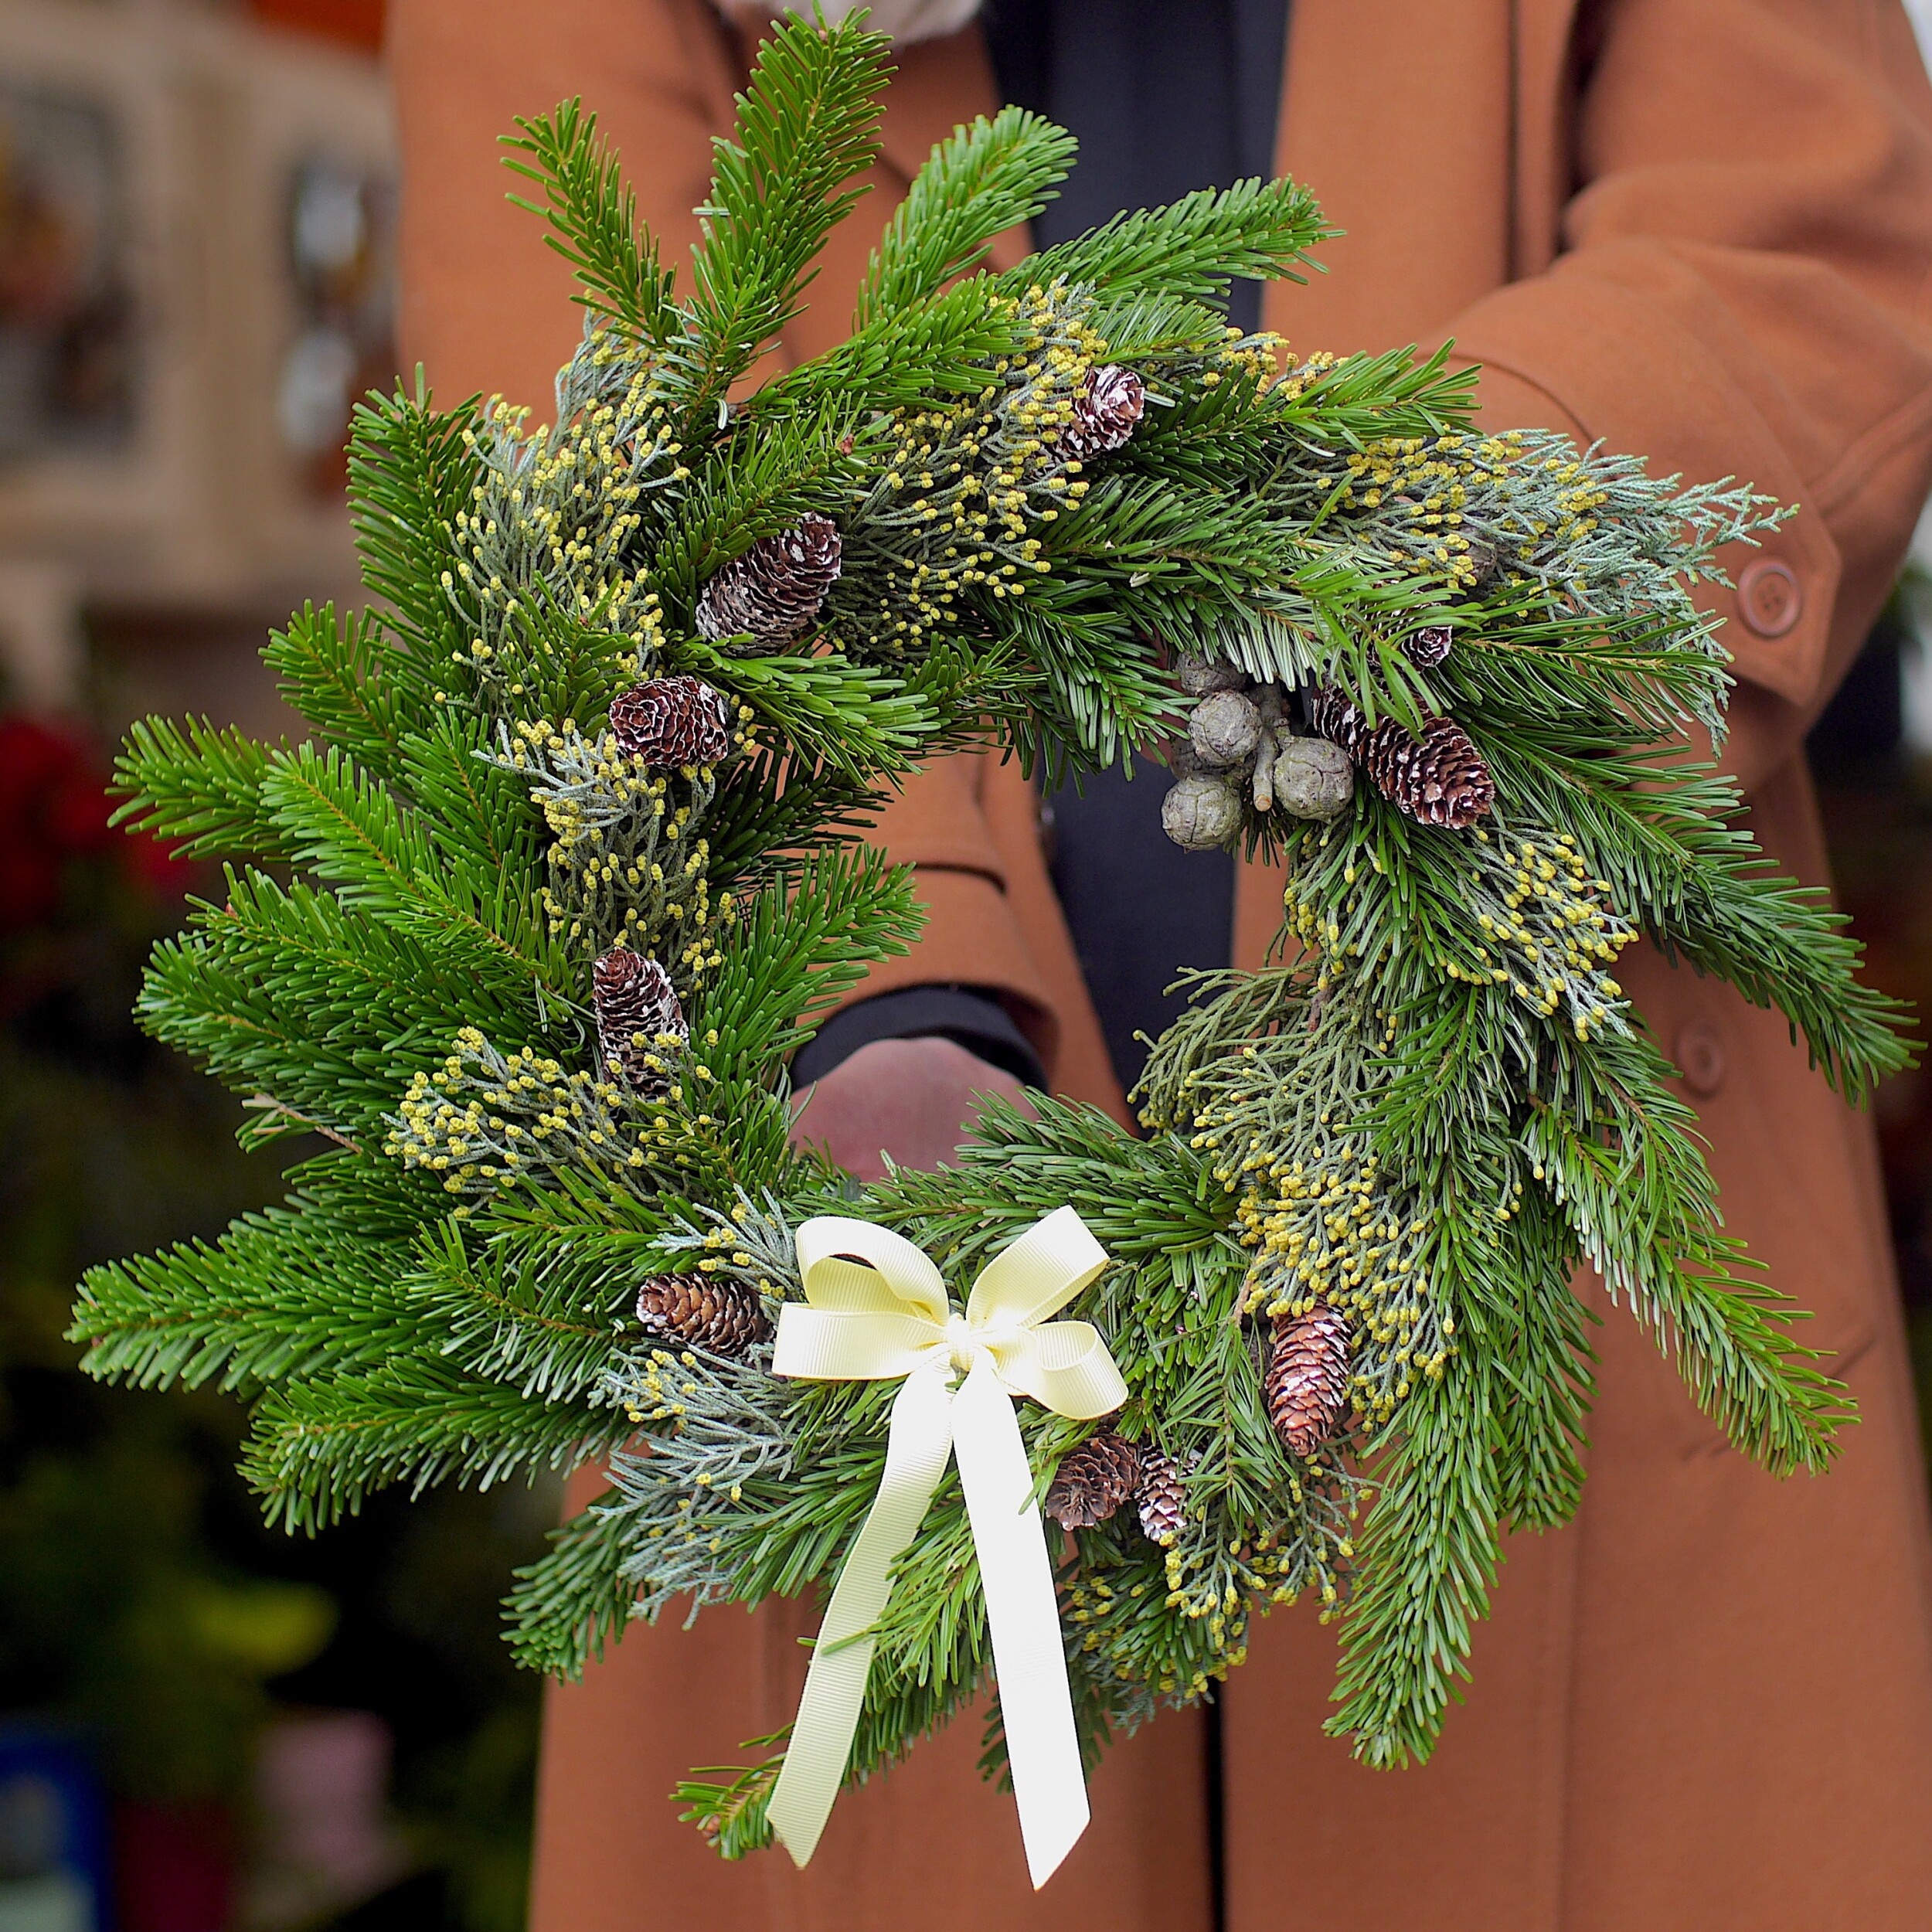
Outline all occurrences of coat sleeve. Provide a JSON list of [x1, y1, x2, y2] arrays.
[[1451, 0, 1932, 795], [388, 0, 1111, 1099]]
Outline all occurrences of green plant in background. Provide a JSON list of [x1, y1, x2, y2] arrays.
[[0, 703, 547, 1932], [0, 706, 321, 1808], [76, 12, 1908, 1867]]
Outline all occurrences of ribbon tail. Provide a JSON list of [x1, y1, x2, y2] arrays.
[[767, 1364, 955, 1869], [951, 1359, 1090, 1889]]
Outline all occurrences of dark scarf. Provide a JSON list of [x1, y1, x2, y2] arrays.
[[987, 1, 1291, 1090]]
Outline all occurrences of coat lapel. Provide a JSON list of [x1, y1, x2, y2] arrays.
[[1268, 0, 1518, 353], [1238, 0, 1579, 968], [1512, 0, 1583, 277]]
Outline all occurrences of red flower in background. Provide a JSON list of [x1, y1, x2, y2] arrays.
[[0, 713, 190, 936], [0, 715, 113, 933]]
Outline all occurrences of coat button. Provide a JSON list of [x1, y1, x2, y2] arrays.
[[1675, 1018, 1726, 1097], [1737, 558, 1802, 638]]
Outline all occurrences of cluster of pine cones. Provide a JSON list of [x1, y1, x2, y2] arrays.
[[1045, 1431, 1189, 1544], [1161, 624, 1497, 851], [1040, 1298, 1354, 1554], [1301, 624, 1495, 830], [1161, 658, 1355, 852]]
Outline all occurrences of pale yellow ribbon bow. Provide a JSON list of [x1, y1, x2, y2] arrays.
[[767, 1205, 1128, 1888]]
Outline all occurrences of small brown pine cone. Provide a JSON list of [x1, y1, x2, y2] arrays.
[[1060, 365, 1145, 461], [1303, 682, 1366, 757], [1264, 1304, 1352, 1458], [1045, 1430, 1142, 1531], [1401, 623, 1454, 669], [608, 676, 733, 769], [1134, 1447, 1187, 1545], [593, 948, 687, 1094], [694, 514, 842, 652], [1360, 714, 1495, 828], [635, 1273, 771, 1355]]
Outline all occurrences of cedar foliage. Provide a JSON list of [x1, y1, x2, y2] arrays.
[[76, 12, 1909, 1845]]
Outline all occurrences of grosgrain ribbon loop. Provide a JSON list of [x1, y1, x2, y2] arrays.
[[764, 1206, 1124, 1889]]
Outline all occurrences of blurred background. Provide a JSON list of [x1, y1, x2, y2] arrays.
[[3, 2, 1932, 1930], [0, 2, 548, 1929]]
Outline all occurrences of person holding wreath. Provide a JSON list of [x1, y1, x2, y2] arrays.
[[390, 3, 1932, 1926]]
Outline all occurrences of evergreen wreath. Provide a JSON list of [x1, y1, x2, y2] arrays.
[[76, 13, 1910, 1862]]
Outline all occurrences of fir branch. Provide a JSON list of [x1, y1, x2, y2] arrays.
[[1662, 860, 1914, 1104], [672, 15, 894, 416], [505, 1492, 639, 1679], [754, 276, 1026, 415], [346, 382, 484, 696], [397, 714, 543, 879], [138, 872, 540, 1146], [111, 718, 289, 863], [71, 1205, 420, 1394], [679, 643, 935, 784], [1327, 1357, 1501, 1768], [856, 106, 1076, 327], [414, 1229, 639, 1408], [1002, 175, 1332, 303], [674, 1743, 787, 1860], [702, 844, 923, 1084], [260, 745, 566, 995], [265, 602, 411, 783], [245, 1362, 621, 1534], [502, 100, 679, 342], [1524, 1030, 1852, 1475]]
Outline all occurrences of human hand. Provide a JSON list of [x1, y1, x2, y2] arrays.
[[788, 1036, 1034, 1182]]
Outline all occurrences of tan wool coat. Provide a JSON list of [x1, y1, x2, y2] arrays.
[[391, 2, 1932, 1925]]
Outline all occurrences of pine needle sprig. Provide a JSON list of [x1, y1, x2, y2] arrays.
[[857, 106, 1076, 327], [345, 380, 484, 704], [1325, 1357, 1503, 1768], [672, 15, 895, 419], [1005, 175, 1333, 305], [757, 275, 1030, 416], [243, 1362, 626, 1535], [502, 99, 681, 343], [265, 603, 411, 783], [674, 1743, 788, 1861], [69, 1155, 436, 1396], [505, 1490, 640, 1679], [111, 717, 291, 864]]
